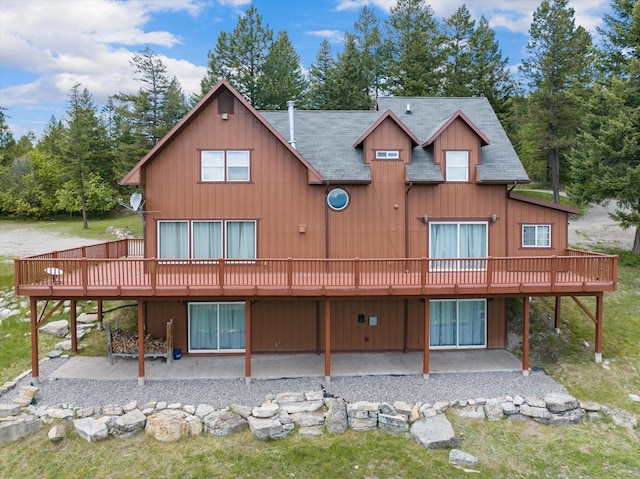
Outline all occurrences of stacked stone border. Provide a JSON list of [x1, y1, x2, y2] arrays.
[[1, 385, 638, 455]]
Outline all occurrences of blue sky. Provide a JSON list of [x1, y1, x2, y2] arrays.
[[0, 0, 612, 139]]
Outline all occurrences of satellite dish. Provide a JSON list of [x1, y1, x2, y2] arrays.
[[129, 192, 143, 212]]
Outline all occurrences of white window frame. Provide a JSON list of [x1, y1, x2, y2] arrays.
[[188, 302, 246, 353], [225, 220, 257, 260], [429, 221, 488, 271], [445, 151, 469, 182], [375, 150, 400, 160], [429, 299, 487, 349], [522, 224, 551, 248], [157, 220, 189, 260], [192, 220, 223, 259], [201, 150, 250, 182]]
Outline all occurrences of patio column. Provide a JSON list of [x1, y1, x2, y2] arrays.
[[522, 296, 530, 376], [594, 293, 603, 363], [245, 300, 252, 384], [137, 301, 145, 386], [30, 298, 39, 383], [423, 299, 430, 379], [97, 300, 103, 331], [325, 299, 331, 383], [554, 297, 561, 334], [70, 300, 77, 353]]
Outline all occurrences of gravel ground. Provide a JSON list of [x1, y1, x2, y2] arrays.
[[3, 357, 568, 409]]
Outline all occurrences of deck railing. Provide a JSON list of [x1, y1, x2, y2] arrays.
[[14, 239, 618, 296]]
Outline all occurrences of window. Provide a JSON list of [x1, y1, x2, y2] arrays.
[[201, 150, 250, 182], [445, 151, 469, 182], [327, 188, 349, 211], [429, 222, 487, 270], [158, 220, 256, 259], [188, 302, 245, 352], [522, 224, 551, 248], [375, 150, 400, 160], [430, 299, 486, 348]]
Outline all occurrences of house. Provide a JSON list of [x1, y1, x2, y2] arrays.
[[15, 80, 617, 385]]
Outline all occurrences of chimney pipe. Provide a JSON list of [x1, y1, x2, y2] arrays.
[[287, 100, 296, 149]]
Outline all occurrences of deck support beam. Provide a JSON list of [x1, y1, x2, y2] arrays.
[[554, 296, 561, 334], [137, 301, 145, 386], [595, 293, 603, 363], [70, 300, 77, 353], [245, 300, 252, 384], [522, 296, 530, 376], [30, 298, 39, 383], [97, 300, 103, 331], [423, 299, 430, 378], [324, 299, 331, 383]]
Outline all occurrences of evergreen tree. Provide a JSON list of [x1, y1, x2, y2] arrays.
[[198, 5, 273, 106], [330, 33, 373, 110], [353, 6, 386, 99], [570, 0, 640, 254], [306, 39, 337, 110], [441, 5, 476, 97], [519, 0, 593, 203], [257, 31, 308, 109], [385, 0, 445, 96], [0, 107, 16, 166]]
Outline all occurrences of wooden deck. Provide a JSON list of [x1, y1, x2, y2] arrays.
[[15, 239, 617, 299]]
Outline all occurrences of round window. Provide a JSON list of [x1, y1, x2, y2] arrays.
[[327, 188, 349, 211]]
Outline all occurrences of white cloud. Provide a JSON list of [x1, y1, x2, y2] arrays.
[[306, 29, 345, 44]]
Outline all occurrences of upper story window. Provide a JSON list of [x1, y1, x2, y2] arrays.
[[522, 224, 551, 248], [445, 151, 469, 182], [201, 150, 250, 182], [375, 150, 400, 160], [327, 188, 349, 211]]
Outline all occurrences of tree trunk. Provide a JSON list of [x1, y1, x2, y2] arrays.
[[633, 227, 640, 255], [550, 148, 561, 204], [81, 192, 88, 230]]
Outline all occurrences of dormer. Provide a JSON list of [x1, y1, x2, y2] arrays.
[[422, 110, 490, 184], [354, 110, 420, 165]]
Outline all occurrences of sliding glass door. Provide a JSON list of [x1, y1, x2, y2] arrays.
[[430, 299, 486, 348]]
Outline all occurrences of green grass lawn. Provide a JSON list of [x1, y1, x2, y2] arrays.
[[0, 219, 639, 477]]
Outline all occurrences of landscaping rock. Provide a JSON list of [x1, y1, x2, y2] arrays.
[[411, 414, 457, 449], [610, 408, 638, 430], [278, 400, 324, 414], [252, 402, 279, 418], [203, 410, 248, 437], [77, 312, 99, 323], [324, 398, 348, 434], [194, 404, 216, 420], [39, 320, 69, 337], [247, 415, 288, 440], [48, 424, 66, 442], [230, 404, 252, 419], [453, 405, 485, 419], [290, 411, 325, 427], [484, 399, 505, 421], [449, 449, 479, 467], [113, 409, 147, 438], [628, 394, 640, 403], [544, 393, 579, 413], [74, 417, 109, 442], [145, 410, 202, 442], [0, 414, 43, 443], [378, 413, 409, 432], [0, 404, 20, 417]]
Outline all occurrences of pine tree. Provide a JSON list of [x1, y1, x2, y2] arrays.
[[257, 31, 308, 109], [519, 0, 593, 203], [330, 33, 373, 110], [353, 6, 386, 99], [441, 5, 476, 97], [385, 0, 445, 96], [307, 39, 337, 110], [198, 5, 273, 106]]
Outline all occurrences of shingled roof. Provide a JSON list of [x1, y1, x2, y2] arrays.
[[261, 96, 529, 184]]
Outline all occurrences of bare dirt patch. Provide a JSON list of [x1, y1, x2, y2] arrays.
[[0, 222, 103, 257], [569, 200, 635, 251]]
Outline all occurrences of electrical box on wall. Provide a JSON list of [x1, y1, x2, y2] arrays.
[[358, 314, 365, 324], [369, 316, 378, 326]]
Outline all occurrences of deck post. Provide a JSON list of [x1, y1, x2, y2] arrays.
[[595, 293, 603, 363], [423, 299, 430, 379], [137, 301, 145, 386], [245, 300, 252, 384], [30, 298, 39, 383], [522, 296, 530, 376], [325, 299, 331, 383], [554, 296, 561, 334], [70, 300, 78, 353], [97, 300, 103, 331]]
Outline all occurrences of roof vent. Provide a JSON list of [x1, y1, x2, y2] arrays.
[[287, 100, 296, 149], [406, 103, 412, 114]]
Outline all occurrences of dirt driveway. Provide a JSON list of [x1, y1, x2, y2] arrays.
[[0, 203, 635, 257]]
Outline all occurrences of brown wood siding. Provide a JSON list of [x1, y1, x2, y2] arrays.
[[507, 200, 569, 256], [433, 118, 481, 182], [487, 298, 506, 348], [252, 300, 318, 352], [146, 301, 187, 350], [142, 93, 326, 260]]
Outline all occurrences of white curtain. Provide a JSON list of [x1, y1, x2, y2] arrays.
[[226, 221, 255, 258], [457, 300, 486, 346], [430, 224, 457, 270], [159, 221, 188, 258], [189, 303, 217, 350], [193, 221, 222, 258], [459, 224, 486, 269], [430, 301, 457, 347], [430, 300, 486, 347], [218, 303, 246, 349]]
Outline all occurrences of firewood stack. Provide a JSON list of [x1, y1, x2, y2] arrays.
[[111, 329, 167, 355]]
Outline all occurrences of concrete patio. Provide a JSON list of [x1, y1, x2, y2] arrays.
[[49, 350, 523, 381]]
